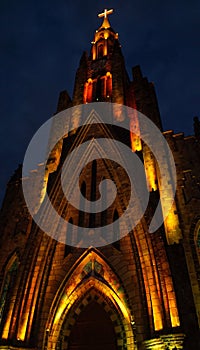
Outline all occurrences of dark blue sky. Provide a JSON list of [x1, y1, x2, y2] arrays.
[[0, 0, 200, 205]]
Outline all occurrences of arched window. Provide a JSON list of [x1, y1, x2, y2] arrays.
[[106, 72, 112, 98], [97, 43, 104, 58], [83, 79, 93, 103], [95, 78, 102, 101], [0, 255, 19, 324], [95, 74, 112, 102], [87, 80, 93, 103]]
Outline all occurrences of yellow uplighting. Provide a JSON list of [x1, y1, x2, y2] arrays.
[[54, 277, 130, 326], [17, 321, 27, 342], [131, 133, 142, 152], [47, 250, 134, 349], [129, 107, 142, 152], [164, 203, 182, 244], [2, 320, 9, 339]]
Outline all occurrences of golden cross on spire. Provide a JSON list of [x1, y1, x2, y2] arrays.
[[98, 8, 113, 19]]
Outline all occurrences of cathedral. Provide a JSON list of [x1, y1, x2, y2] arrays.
[[0, 9, 200, 350]]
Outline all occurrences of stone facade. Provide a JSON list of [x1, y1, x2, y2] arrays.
[[0, 11, 200, 350]]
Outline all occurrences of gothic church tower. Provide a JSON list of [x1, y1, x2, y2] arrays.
[[0, 9, 200, 350]]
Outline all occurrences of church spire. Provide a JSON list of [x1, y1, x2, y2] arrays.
[[91, 8, 119, 60]]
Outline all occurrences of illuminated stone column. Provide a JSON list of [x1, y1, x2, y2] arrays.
[[163, 202, 182, 245], [143, 144, 157, 191], [155, 133, 182, 244]]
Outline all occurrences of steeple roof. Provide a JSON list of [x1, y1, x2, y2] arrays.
[[92, 9, 118, 46]]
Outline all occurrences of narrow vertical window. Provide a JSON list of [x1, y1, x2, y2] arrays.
[[79, 181, 86, 226], [95, 79, 102, 101], [101, 176, 107, 227], [86, 79, 93, 103], [106, 72, 112, 98], [91, 160, 97, 202], [97, 43, 104, 58], [78, 181, 86, 243], [64, 218, 73, 257], [113, 209, 120, 250], [90, 161, 97, 227]]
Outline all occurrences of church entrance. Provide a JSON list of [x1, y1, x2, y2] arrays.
[[49, 250, 135, 350], [67, 301, 118, 350]]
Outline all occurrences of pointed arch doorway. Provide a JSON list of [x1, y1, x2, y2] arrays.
[[46, 249, 135, 350], [65, 301, 117, 350]]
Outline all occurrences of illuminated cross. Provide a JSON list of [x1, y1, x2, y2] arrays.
[[98, 8, 114, 19]]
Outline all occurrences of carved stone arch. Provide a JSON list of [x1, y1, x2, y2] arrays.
[[57, 285, 128, 350], [44, 248, 135, 350]]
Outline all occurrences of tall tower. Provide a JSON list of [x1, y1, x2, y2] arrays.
[[0, 9, 200, 350]]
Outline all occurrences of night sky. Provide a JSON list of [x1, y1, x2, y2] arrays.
[[0, 0, 200, 205]]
